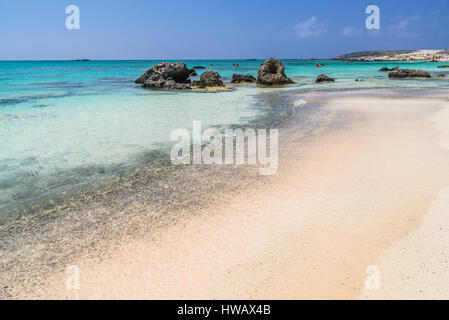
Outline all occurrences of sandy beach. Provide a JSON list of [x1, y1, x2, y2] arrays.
[[9, 89, 448, 300], [3, 0, 449, 305]]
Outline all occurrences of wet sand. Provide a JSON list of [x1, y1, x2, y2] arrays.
[[22, 89, 449, 299]]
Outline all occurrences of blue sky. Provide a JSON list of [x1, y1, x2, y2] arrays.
[[0, 0, 448, 60]]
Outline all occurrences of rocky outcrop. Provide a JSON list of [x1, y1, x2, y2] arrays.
[[388, 69, 431, 79], [257, 58, 293, 86], [315, 74, 335, 83], [201, 71, 224, 86], [379, 66, 399, 72], [135, 62, 193, 90], [193, 66, 206, 69], [231, 74, 256, 84], [191, 71, 226, 89]]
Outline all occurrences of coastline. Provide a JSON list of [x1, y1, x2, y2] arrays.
[[4, 88, 449, 299]]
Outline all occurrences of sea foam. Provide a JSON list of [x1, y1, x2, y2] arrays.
[[293, 98, 307, 108]]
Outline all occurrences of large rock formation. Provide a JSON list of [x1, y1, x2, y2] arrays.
[[257, 58, 293, 86], [135, 62, 194, 90], [388, 69, 431, 79], [231, 74, 256, 84], [315, 74, 335, 83], [191, 71, 225, 88]]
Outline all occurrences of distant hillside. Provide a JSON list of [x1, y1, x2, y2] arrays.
[[334, 50, 415, 60]]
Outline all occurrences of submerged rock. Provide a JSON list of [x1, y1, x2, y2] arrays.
[[231, 74, 256, 84], [388, 69, 431, 79], [437, 65, 449, 68], [379, 66, 399, 72], [315, 74, 335, 83], [257, 58, 293, 86], [135, 62, 192, 89], [193, 66, 206, 69]]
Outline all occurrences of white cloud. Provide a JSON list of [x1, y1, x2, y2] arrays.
[[341, 25, 363, 37], [367, 29, 383, 37], [294, 17, 327, 38], [390, 14, 420, 30], [387, 14, 420, 38]]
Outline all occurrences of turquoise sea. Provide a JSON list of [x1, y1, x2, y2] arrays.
[[1, 59, 448, 223]]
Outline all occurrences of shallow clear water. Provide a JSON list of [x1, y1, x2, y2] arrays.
[[0, 59, 448, 222]]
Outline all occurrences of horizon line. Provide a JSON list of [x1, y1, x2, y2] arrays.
[[0, 58, 334, 62]]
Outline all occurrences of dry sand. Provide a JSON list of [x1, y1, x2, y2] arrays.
[[28, 92, 449, 299]]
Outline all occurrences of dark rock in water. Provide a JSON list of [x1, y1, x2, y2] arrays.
[[189, 69, 198, 76], [315, 74, 335, 83], [190, 71, 231, 90], [231, 74, 256, 84], [437, 65, 449, 68], [388, 69, 431, 79], [73, 59, 90, 61], [201, 71, 223, 86], [436, 74, 446, 78], [193, 66, 206, 69], [135, 62, 192, 89], [379, 66, 399, 72], [257, 58, 294, 86]]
